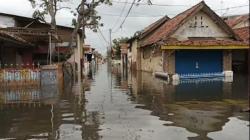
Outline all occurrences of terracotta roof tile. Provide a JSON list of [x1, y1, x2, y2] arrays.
[[233, 26, 250, 43], [161, 39, 248, 46], [141, 2, 204, 46], [141, 1, 241, 47], [225, 15, 249, 28], [140, 15, 170, 39]]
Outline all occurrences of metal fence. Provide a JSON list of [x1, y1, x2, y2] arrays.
[[0, 68, 41, 86]]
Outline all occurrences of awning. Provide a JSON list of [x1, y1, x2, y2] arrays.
[[0, 31, 34, 46]]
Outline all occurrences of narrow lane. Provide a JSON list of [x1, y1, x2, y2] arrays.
[[84, 64, 196, 140], [0, 63, 249, 140]]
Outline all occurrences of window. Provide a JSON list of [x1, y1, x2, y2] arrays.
[[200, 16, 204, 27], [143, 47, 152, 59]]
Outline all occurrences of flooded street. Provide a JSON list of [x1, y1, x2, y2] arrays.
[[0, 64, 249, 140]]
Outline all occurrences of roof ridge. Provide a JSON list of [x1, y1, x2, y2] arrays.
[[141, 1, 206, 46], [141, 1, 241, 47], [162, 1, 205, 39], [140, 15, 170, 39]]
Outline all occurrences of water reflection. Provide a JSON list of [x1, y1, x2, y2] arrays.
[[0, 64, 248, 140], [0, 69, 101, 139], [127, 70, 249, 140]]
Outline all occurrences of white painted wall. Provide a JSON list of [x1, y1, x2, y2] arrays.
[[172, 11, 230, 40], [128, 39, 138, 70], [131, 40, 138, 64], [57, 42, 76, 47], [0, 15, 15, 27]]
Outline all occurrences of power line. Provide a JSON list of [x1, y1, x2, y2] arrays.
[[101, 13, 170, 17], [113, 0, 137, 32], [99, 5, 248, 18], [111, 0, 129, 30], [112, 0, 189, 7], [214, 4, 249, 11], [112, 0, 249, 9], [97, 28, 109, 45], [96, 31, 107, 46]]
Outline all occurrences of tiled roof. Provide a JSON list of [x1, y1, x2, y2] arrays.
[[140, 15, 170, 39], [141, 1, 241, 47], [225, 15, 249, 28], [141, 2, 203, 46], [159, 38, 248, 46], [233, 26, 249, 43]]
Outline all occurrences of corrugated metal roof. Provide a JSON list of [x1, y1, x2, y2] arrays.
[[0, 30, 33, 46]]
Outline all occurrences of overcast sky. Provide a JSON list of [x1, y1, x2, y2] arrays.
[[0, 0, 249, 54]]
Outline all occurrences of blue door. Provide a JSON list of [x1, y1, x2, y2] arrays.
[[175, 50, 222, 74]]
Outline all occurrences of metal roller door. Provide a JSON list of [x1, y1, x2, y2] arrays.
[[175, 50, 222, 74]]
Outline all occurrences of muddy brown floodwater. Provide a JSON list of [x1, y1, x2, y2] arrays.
[[0, 64, 249, 140]]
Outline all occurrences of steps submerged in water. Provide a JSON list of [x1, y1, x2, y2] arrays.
[[179, 72, 224, 79], [154, 71, 233, 85]]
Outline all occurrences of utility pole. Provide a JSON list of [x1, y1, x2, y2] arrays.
[[109, 29, 112, 58], [108, 29, 112, 67], [109, 28, 113, 102]]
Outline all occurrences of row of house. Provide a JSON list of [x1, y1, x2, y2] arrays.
[[0, 12, 83, 69], [125, 1, 249, 80], [0, 12, 90, 84], [83, 45, 104, 72]]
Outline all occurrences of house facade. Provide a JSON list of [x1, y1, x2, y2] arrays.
[[0, 12, 83, 67], [129, 1, 248, 77], [127, 37, 139, 70], [226, 14, 249, 74], [127, 16, 170, 72]]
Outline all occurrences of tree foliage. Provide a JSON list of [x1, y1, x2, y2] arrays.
[[70, 0, 111, 44], [28, 0, 70, 29], [112, 37, 129, 60]]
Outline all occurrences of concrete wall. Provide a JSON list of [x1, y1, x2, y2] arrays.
[[223, 50, 232, 71], [172, 11, 230, 40], [0, 15, 15, 28], [163, 50, 175, 74], [130, 39, 138, 70], [67, 34, 83, 82], [140, 46, 163, 73]]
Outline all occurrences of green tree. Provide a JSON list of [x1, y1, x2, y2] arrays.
[[112, 37, 129, 60]]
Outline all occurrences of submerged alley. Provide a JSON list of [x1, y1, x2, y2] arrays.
[[0, 64, 249, 140], [0, 0, 249, 140]]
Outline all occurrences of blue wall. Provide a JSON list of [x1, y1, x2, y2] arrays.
[[175, 50, 222, 74]]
